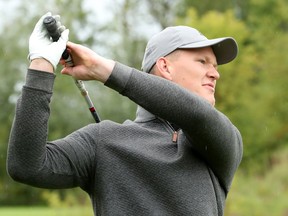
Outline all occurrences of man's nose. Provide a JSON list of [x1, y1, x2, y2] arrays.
[[207, 65, 220, 80]]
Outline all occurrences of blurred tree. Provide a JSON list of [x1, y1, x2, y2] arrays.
[[235, 0, 288, 172], [146, 0, 180, 28], [246, 0, 288, 32], [178, 0, 248, 19], [0, 12, 29, 205], [180, 0, 234, 14], [225, 147, 288, 215]]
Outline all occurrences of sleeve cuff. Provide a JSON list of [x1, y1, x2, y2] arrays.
[[104, 62, 133, 94], [25, 69, 56, 93]]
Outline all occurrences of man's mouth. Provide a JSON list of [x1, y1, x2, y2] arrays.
[[202, 83, 215, 92]]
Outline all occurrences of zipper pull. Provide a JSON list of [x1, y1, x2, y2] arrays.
[[172, 131, 178, 143]]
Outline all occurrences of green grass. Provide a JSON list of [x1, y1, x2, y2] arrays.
[[0, 206, 93, 216]]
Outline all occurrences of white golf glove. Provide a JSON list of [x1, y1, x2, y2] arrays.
[[28, 12, 69, 70]]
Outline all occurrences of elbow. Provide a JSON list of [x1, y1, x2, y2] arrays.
[[7, 157, 49, 188], [7, 160, 24, 182], [6, 158, 33, 184]]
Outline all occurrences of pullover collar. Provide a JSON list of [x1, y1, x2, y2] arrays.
[[134, 106, 156, 123]]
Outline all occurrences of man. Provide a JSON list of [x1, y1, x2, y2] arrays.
[[7, 13, 243, 216]]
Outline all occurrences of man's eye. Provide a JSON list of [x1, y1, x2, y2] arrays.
[[199, 59, 206, 64]]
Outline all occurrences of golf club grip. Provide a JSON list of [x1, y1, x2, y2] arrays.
[[43, 16, 72, 63], [43, 16, 61, 42]]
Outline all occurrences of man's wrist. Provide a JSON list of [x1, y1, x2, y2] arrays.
[[29, 58, 54, 73]]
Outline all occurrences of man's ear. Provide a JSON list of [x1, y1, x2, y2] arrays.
[[154, 57, 173, 80]]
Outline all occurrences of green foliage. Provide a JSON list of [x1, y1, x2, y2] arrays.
[[247, 0, 288, 32], [179, 0, 235, 17], [0, 206, 93, 216], [225, 146, 288, 216], [41, 188, 90, 208], [146, 0, 180, 28]]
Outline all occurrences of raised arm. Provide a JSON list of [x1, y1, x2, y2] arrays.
[[7, 13, 79, 188]]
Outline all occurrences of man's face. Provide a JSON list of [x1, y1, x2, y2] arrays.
[[166, 47, 219, 106]]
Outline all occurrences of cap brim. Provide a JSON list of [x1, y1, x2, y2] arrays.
[[179, 37, 238, 65]]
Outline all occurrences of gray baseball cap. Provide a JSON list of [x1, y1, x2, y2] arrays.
[[141, 26, 238, 73]]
